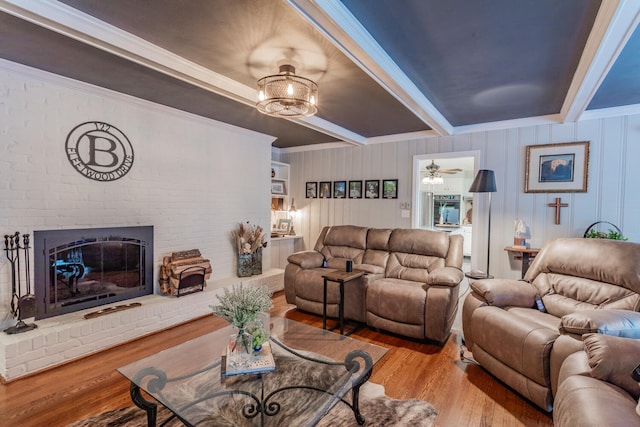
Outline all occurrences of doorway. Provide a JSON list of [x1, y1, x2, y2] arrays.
[[411, 151, 479, 261]]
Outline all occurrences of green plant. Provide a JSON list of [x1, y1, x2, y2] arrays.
[[210, 283, 273, 328], [246, 323, 268, 350], [584, 228, 628, 240]]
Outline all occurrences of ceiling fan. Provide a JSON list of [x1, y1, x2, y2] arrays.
[[422, 160, 462, 178]]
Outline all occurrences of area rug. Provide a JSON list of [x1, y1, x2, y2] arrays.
[[68, 381, 436, 426], [68, 347, 437, 426]]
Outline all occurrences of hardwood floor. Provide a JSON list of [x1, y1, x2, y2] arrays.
[[0, 291, 553, 426]]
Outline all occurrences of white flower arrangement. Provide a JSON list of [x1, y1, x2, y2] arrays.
[[210, 283, 273, 329]]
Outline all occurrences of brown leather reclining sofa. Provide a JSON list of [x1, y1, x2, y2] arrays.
[[462, 237, 640, 413], [284, 225, 464, 343]]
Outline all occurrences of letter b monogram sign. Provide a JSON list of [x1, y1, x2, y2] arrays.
[[65, 121, 134, 182]]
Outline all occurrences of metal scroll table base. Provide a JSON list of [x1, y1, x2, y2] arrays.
[[128, 339, 374, 427]]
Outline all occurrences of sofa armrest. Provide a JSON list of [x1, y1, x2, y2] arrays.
[[287, 251, 324, 269], [559, 309, 640, 338], [583, 333, 640, 400], [469, 278, 537, 307], [425, 267, 464, 287]]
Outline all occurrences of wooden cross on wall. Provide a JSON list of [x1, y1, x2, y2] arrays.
[[548, 197, 569, 224]]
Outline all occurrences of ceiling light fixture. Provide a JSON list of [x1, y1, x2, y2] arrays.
[[257, 65, 318, 118], [422, 175, 444, 185]]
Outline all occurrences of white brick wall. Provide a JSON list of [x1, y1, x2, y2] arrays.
[[0, 59, 280, 381], [0, 270, 283, 382]]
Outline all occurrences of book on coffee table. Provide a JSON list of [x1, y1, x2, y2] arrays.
[[221, 341, 276, 377]]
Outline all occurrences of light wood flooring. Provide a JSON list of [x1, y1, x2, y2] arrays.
[[0, 291, 553, 426]]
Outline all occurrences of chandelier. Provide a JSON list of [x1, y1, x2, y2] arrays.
[[257, 65, 318, 118]]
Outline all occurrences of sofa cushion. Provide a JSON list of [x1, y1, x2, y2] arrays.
[[386, 253, 444, 282], [320, 225, 367, 267], [366, 228, 392, 251], [532, 273, 640, 318], [362, 249, 389, 269], [525, 238, 640, 294], [388, 228, 450, 258], [366, 278, 426, 325], [324, 225, 368, 249], [583, 333, 640, 399], [471, 306, 559, 386]]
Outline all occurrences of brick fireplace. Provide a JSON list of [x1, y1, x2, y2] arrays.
[[0, 60, 277, 383]]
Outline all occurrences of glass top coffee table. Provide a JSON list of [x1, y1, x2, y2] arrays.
[[118, 316, 388, 426]]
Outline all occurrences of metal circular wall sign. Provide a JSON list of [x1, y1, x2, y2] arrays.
[[65, 121, 134, 182]]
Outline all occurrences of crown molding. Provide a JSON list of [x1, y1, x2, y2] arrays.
[[366, 130, 439, 144], [452, 114, 563, 135], [561, 0, 640, 122], [278, 141, 353, 154], [0, 0, 365, 145], [580, 103, 640, 120], [0, 58, 276, 143]]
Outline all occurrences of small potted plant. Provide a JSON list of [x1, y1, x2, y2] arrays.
[[210, 283, 273, 359]]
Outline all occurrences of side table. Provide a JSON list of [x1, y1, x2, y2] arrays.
[[322, 270, 364, 335], [504, 246, 540, 279]]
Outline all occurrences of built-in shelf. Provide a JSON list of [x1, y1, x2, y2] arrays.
[[271, 161, 291, 228]]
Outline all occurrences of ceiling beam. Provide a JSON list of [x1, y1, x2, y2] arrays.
[[288, 0, 454, 136], [0, 0, 367, 145], [561, 0, 640, 122]]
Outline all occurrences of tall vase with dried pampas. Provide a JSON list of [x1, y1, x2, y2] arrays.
[[231, 222, 268, 277]]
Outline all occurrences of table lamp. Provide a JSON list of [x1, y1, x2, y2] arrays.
[[288, 198, 297, 236]]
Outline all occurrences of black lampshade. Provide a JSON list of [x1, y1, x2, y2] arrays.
[[469, 169, 497, 193]]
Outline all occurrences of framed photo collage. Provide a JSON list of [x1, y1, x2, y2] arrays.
[[306, 179, 398, 199]]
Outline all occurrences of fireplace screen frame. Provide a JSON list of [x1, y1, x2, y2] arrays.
[[34, 226, 154, 320]]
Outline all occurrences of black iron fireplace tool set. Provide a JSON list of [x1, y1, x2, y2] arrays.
[[3, 232, 38, 334]]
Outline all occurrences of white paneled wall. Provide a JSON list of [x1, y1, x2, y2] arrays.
[[281, 115, 640, 280], [0, 60, 274, 328]]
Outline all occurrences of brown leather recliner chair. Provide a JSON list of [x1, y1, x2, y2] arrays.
[[462, 237, 640, 412]]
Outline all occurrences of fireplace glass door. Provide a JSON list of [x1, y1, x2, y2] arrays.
[[34, 226, 153, 319]]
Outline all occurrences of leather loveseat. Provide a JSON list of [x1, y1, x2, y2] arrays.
[[462, 237, 640, 412], [284, 225, 464, 343], [554, 333, 640, 426]]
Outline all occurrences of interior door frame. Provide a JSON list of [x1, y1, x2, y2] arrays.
[[411, 150, 480, 229]]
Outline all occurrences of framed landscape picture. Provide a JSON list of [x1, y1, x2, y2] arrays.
[[365, 180, 380, 199], [319, 181, 332, 198], [333, 181, 346, 198], [306, 182, 317, 198], [382, 179, 398, 199], [348, 180, 363, 198], [525, 141, 589, 193]]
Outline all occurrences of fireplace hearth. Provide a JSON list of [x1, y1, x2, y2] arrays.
[[33, 226, 153, 320]]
